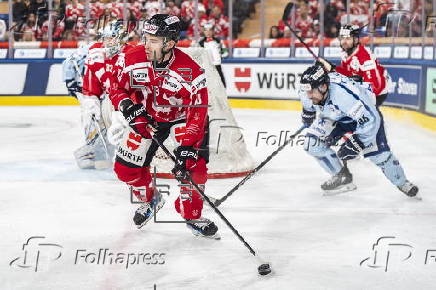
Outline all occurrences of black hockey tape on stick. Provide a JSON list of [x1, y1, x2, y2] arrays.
[[137, 125, 271, 273], [214, 125, 306, 207], [282, 2, 319, 60]]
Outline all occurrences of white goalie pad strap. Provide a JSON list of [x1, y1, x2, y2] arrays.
[[117, 128, 152, 166], [169, 122, 187, 147]]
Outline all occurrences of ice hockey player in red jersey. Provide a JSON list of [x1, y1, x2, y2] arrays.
[[319, 24, 389, 107], [108, 14, 219, 239], [74, 20, 132, 170]]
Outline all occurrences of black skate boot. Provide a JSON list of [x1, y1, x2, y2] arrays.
[[321, 166, 357, 195], [186, 217, 220, 240], [133, 191, 165, 229], [398, 181, 421, 200]]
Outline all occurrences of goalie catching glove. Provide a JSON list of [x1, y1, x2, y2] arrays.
[[119, 99, 153, 138], [337, 133, 365, 160], [172, 146, 198, 180]]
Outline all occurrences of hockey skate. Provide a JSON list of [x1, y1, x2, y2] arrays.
[[398, 181, 421, 200], [321, 166, 357, 196], [133, 191, 165, 229], [186, 217, 220, 240]]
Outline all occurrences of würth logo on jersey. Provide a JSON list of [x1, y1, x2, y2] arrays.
[[126, 132, 142, 151], [234, 68, 251, 93]]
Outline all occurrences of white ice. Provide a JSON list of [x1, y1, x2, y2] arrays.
[[1, 106, 436, 290]]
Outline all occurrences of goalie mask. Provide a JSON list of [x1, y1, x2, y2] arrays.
[[101, 20, 128, 58]]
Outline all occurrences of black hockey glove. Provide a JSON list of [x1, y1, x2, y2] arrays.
[[350, 75, 363, 83], [66, 79, 81, 98], [172, 146, 198, 180], [337, 133, 365, 160], [119, 99, 152, 138], [301, 109, 316, 127], [316, 58, 336, 72]]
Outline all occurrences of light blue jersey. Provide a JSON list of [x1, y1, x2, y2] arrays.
[[301, 72, 379, 147], [62, 43, 93, 85], [300, 72, 408, 188]]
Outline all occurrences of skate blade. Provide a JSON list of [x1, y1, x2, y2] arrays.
[[136, 199, 166, 229], [191, 230, 221, 240], [323, 183, 357, 196], [410, 193, 422, 201]]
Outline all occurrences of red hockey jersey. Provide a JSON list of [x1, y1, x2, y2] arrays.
[[110, 46, 208, 147], [335, 44, 388, 96], [82, 43, 133, 98]]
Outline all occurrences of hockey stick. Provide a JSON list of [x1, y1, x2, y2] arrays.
[[135, 123, 272, 275], [214, 125, 305, 207], [92, 114, 110, 160]]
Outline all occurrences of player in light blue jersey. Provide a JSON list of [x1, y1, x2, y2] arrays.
[[62, 43, 91, 98], [299, 62, 419, 198]]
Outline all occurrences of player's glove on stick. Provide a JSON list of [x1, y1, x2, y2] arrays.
[[119, 99, 151, 138], [301, 109, 316, 127], [172, 146, 198, 180], [317, 58, 336, 72], [337, 133, 365, 160]]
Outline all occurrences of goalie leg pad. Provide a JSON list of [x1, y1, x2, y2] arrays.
[[367, 151, 406, 186], [73, 144, 95, 169], [304, 133, 342, 176]]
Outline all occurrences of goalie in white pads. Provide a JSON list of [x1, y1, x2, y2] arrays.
[[72, 21, 131, 169], [299, 62, 419, 198]]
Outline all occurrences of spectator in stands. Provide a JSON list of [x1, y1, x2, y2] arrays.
[[38, 9, 65, 41], [65, 0, 84, 30], [269, 25, 282, 39], [186, 4, 208, 39], [202, 0, 223, 15], [295, 3, 314, 38], [53, 0, 66, 18], [13, 0, 28, 26], [145, 0, 162, 20], [165, 0, 180, 17], [181, 0, 206, 30], [29, 0, 48, 26], [21, 13, 36, 41], [209, 5, 229, 39]]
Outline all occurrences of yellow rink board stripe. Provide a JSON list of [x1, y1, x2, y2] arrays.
[[0, 96, 80, 106], [1, 96, 435, 132]]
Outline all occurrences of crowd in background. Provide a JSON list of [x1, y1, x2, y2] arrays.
[[270, 0, 434, 39], [6, 0, 241, 41], [1, 0, 435, 42]]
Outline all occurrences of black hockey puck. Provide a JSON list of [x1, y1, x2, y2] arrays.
[[258, 263, 272, 275]]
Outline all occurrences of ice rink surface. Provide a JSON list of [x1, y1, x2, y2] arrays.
[[1, 106, 436, 290]]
